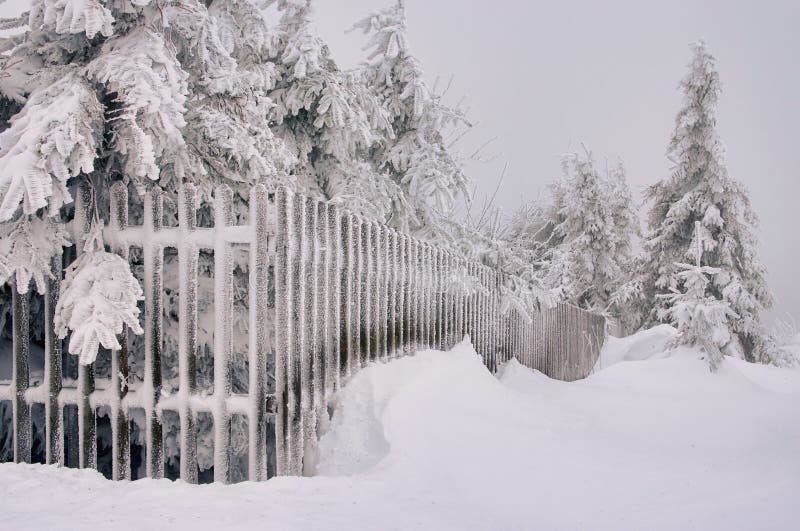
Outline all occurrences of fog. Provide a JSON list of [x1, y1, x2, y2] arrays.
[[314, 0, 800, 327]]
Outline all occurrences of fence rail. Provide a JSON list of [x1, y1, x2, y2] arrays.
[[0, 184, 605, 482]]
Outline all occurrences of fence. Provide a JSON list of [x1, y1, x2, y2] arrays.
[[0, 183, 606, 482]]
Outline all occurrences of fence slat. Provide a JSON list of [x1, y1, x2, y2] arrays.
[[75, 183, 96, 471], [143, 187, 164, 479], [387, 230, 398, 356], [296, 195, 316, 475], [11, 281, 30, 464], [249, 185, 270, 482], [369, 223, 381, 361], [44, 252, 62, 466], [380, 226, 391, 361], [341, 215, 356, 379], [213, 186, 234, 483], [109, 182, 130, 481], [402, 235, 413, 354], [175, 184, 198, 483], [273, 189, 291, 476], [326, 205, 341, 394]]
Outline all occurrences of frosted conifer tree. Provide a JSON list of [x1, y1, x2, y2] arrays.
[[659, 223, 738, 371], [350, 0, 470, 239], [267, 0, 397, 220], [540, 149, 637, 313], [641, 41, 772, 359]]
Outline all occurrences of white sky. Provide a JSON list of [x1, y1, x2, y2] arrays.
[[1, 0, 797, 328]]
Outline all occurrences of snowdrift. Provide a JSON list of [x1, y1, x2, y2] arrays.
[[1, 332, 798, 530]]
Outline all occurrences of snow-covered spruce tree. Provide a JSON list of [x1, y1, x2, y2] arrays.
[[266, 0, 399, 221], [349, 0, 470, 240], [641, 41, 772, 360], [538, 149, 639, 314], [659, 223, 738, 371]]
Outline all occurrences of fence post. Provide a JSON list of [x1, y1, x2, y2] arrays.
[[177, 184, 199, 483], [109, 182, 131, 480], [380, 225, 391, 361], [213, 186, 234, 483], [369, 222, 381, 361], [341, 214, 356, 379], [249, 184, 270, 481], [402, 235, 414, 353], [326, 204, 342, 394], [143, 187, 164, 479], [298, 195, 316, 475], [75, 182, 96, 471], [273, 188, 292, 476], [311, 202, 324, 444], [387, 230, 398, 357], [44, 251, 62, 466], [11, 280, 30, 464]]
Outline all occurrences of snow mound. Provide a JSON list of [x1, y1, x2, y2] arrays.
[[595, 324, 676, 369], [318, 337, 496, 476]]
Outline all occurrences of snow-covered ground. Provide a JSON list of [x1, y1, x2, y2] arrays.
[[1, 332, 798, 530]]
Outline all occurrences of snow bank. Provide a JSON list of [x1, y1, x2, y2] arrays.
[[1, 336, 798, 530], [594, 324, 676, 369]]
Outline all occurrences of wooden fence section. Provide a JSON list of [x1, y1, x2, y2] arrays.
[[0, 184, 605, 482]]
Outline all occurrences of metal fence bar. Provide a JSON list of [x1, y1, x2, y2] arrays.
[[176, 184, 198, 484], [213, 185, 234, 483], [310, 201, 323, 449], [109, 183, 131, 481], [326, 204, 342, 394], [287, 191, 303, 475], [143, 187, 164, 479], [75, 183, 96, 471], [387, 230, 398, 357], [44, 251, 62, 466], [369, 222, 381, 361], [11, 281, 30, 464], [341, 215, 356, 379], [249, 185, 270, 482], [273, 188, 291, 476], [297, 195, 314, 476], [400, 234, 415, 354], [361, 220, 372, 364]]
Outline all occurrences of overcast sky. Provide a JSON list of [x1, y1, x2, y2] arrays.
[[312, 0, 800, 327], [1, 0, 797, 328]]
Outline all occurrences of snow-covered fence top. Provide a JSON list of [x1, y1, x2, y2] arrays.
[[0, 184, 605, 482]]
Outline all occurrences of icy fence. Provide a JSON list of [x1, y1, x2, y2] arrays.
[[0, 184, 605, 482]]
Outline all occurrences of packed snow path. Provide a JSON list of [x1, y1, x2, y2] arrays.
[[1, 333, 798, 530]]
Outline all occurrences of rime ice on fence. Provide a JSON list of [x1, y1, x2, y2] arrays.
[[0, 185, 605, 481]]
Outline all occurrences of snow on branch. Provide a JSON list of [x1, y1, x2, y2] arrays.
[[54, 222, 144, 365], [0, 71, 102, 222], [86, 26, 188, 191], [0, 215, 70, 294], [36, 0, 114, 39]]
